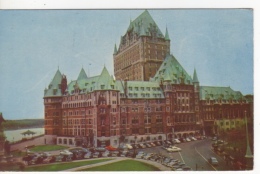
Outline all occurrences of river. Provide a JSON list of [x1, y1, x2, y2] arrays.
[[4, 128, 44, 142]]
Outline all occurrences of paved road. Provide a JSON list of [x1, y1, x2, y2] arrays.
[[138, 139, 233, 171]]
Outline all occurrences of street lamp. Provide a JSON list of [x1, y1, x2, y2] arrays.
[[244, 110, 253, 170], [134, 135, 137, 157]]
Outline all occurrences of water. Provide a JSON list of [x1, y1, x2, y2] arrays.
[[4, 128, 44, 142]]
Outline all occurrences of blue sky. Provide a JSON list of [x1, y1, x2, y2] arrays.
[[0, 9, 253, 120]]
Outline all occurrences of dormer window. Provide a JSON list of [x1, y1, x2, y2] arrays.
[[101, 85, 105, 90]]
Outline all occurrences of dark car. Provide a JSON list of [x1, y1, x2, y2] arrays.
[[150, 154, 161, 162], [126, 151, 136, 158], [42, 156, 56, 164], [22, 154, 36, 164], [69, 149, 83, 160], [29, 154, 44, 165]]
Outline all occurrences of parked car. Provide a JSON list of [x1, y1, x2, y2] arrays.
[[191, 137, 197, 141], [84, 152, 93, 159], [22, 153, 37, 164], [162, 157, 172, 166], [174, 139, 181, 144], [111, 151, 121, 157], [95, 147, 106, 152], [179, 138, 186, 143], [212, 137, 217, 141], [28, 153, 44, 165], [54, 155, 64, 162], [155, 141, 162, 146], [209, 157, 218, 166], [135, 151, 145, 159], [42, 156, 56, 164], [150, 154, 161, 162], [150, 142, 156, 147], [126, 151, 136, 158], [120, 150, 129, 157], [102, 150, 111, 157], [145, 143, 152, 148], [169, 146, 181, 152], [70, 149, 83, 160], [186, 138, 191, 142], [105, 145, 118, 151], [60, 150, 73, 156], [143, 153, 154, 160], [139, 144, 146, 149], [125, 144, 133, 150], [93, 152, 102, 158]]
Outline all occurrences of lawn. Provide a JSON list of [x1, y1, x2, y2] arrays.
[[29, 145, 68, 152], [79, 159, 160, 171], [24, 158, 113, 171]]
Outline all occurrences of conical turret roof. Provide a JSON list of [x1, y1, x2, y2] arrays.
[[193, 69, 199, 83], [77, 68, 88, 81]]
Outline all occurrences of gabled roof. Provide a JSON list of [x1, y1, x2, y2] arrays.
[[200, 86, 247, 102], [77, 68, 88, 81], [126, 10, 164, 39], [151, 54, 193, 85], [44, 69, 63, 97]]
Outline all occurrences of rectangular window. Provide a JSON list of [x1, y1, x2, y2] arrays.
[[145, 127, 151, 134], [145, 115, 151, 124], [156, 116, 162, 123]]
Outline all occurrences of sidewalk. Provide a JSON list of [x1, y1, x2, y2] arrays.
[[62, 157, 171, 171]]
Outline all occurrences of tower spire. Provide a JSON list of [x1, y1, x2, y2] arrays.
[[193, 68, 199, 83], [165, 27, 170, 41], [114, 44, 117, 55]]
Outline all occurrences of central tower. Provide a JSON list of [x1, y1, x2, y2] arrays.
[[113, 10, 170, 81]]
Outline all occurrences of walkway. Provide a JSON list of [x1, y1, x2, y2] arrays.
[[10, 136, 44, 152], [62, 157, 171, 171]]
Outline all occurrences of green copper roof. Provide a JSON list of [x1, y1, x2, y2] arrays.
[[126, 10, 164, 38], [151, 54, 193, 85], [77, 68, 88, 81], [116, 80, 164, 99], [200, 86, 247, 102], [193, 69, 199, 83], [44, 69, 63, 97], [165, 27, 170, 41], [67, 66, 117, 95]]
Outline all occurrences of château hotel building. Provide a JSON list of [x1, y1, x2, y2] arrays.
[[43, 10, 253, 147]]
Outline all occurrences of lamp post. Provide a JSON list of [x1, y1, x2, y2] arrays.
[[133, 135, 137, 157], [244, 110, 253, 170]]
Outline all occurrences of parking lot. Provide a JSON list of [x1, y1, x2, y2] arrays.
[[20, 137, 233, 171]]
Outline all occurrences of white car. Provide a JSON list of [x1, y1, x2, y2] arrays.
[[186, 138, 191, 142], [169, 146, 181, 152], [139, 144, 146, 148], [174, 139, 181, 144], [191, 137, 197, 141], [60, 150, 73, 156], [125, 144, 133, 150]]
